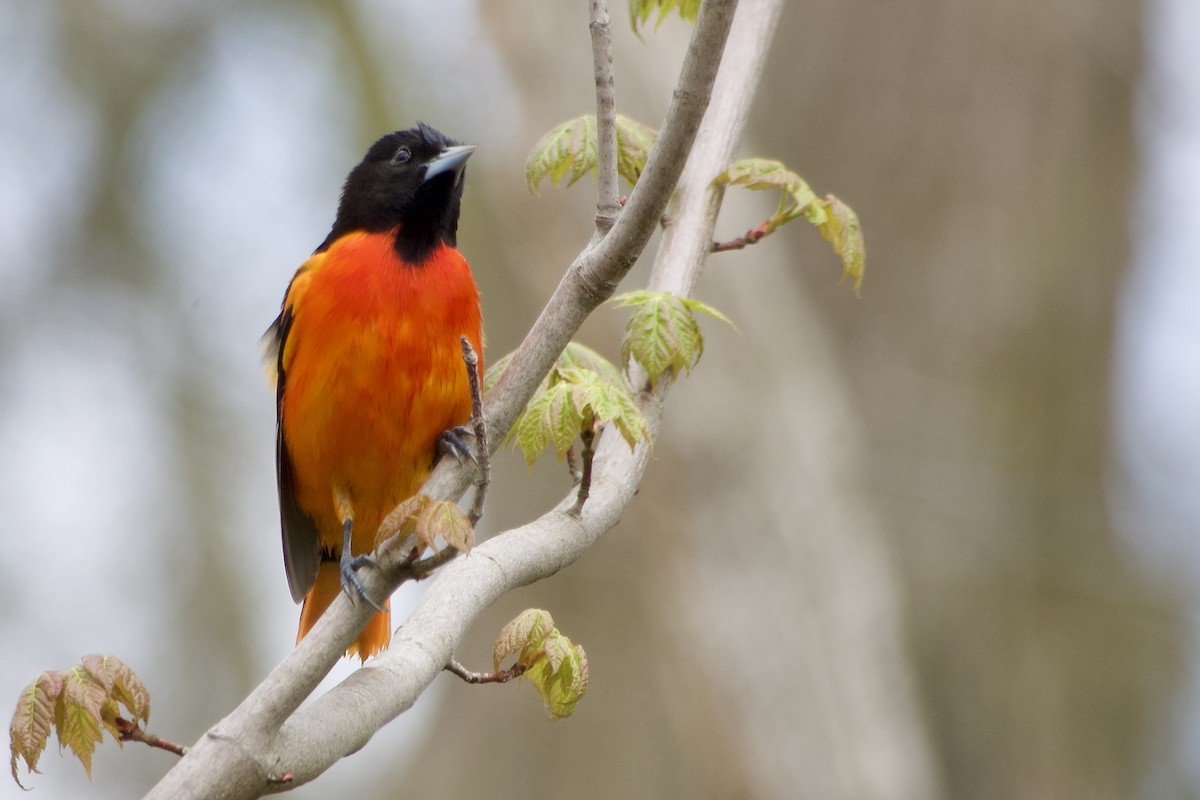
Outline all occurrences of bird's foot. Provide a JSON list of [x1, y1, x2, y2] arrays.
[[339, 551, 384, 612], [437, 426, 477, 465]]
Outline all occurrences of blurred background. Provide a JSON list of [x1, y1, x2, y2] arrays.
[[1, 0, 1197, 797]]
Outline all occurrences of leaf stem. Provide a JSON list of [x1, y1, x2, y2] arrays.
[[444, 659, 528, 685], [566, 443, 583, 482], [113, 717, 188, 758], [571, 425, 597, 516], [406, 544, 462, 580], [711, 219, 773, 252]]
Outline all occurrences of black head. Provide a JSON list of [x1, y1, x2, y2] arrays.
[[319, 122, 475, 264]]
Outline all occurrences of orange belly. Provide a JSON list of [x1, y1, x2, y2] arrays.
[[280, 231, 483, 655]]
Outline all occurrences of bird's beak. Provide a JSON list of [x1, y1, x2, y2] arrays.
[[423, 144, 477, 185]]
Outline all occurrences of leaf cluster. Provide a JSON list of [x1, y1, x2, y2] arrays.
[[628, 0, 701, 31], [10, 655, 150, 787], [714, 158, 866, 293], [612, 289, 735, 386], [493, 610, 589, 719], [524, 121, 866, 298], [487, 343, 650, 468], [375, 494, 474, 555], [525, 114, 658, 196]]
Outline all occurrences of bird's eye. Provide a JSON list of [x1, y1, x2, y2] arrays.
[[391, 147, 412, 165]]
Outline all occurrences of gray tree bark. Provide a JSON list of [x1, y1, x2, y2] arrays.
[[751, 2, 1183, 798]]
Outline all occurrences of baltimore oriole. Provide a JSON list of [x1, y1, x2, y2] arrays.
[[264, 123, 483, 660]]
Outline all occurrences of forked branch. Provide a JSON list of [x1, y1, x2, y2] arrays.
[[145, 3, 752, 797]]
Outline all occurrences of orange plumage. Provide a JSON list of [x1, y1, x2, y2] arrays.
[[267, 125, 482, 659]]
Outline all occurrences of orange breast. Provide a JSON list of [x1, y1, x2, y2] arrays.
[[280, 231, 483, 552]]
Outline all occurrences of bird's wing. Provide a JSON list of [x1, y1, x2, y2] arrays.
[[264, 259, 322, 603]]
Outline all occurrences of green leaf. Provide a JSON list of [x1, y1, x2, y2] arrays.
[[59, 667, 105, 779], [491, 610, 588, 720], [614, 290, 699, 382], [629, 0, 700, 31], [525, 116, 597, 196], [514, 381, 582, 466], [10, 657, 158, 787], [415, 500, 475, 554], [561, 368, 651, 451], [558, 342, 625, 388], [525, 115, 658, 195], [522, 632, 589, 720], [606, 383, 651, 450], [502, 345, 653, 466], [681, 296, 737, 330], [492, 342, 622, 454], [815, 194, 866, 295], [493, 609, 556, 672], [482, 351, 513, 395], [9, 671, 62, 788], [375, 493, 431, 546], [614, 115, 658, 188], [487, 342, 624, 401], [714, 158, 819, 222], [714, 158, 866, 293], [81, 655, 149, 742], [613, 289, 730, 386]]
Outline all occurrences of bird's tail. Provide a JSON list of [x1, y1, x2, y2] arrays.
[[296, 563, 391, 661]]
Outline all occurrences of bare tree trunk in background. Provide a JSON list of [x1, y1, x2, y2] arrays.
[[382, 3, 944, 800], [748, 2, 1184, 798]]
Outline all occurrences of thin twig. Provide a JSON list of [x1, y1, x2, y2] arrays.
[[460, 336, 490, 526], [566, 443, 582, 482], [590, 0, 620, 234], [113, 718, 188, 758], [712, 220, 772, 252], [571, 426, 597, 516], [445, 659, 528, 685], [406, 544, 462, 580]]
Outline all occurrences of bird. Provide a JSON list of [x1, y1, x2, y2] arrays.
[[264, 123, 483, 660]]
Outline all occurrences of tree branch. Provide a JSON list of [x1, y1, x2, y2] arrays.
[[144, 2, 754, 797], [459, 336, 489, 526], [570, 425, 597, 516], [426, 0, 738, 491], [444, 659, 527, 685], [644, 0, 780, 303], [590, 0, 620, 236], [711, 219, 770, 252], [114, 718, 188, 759]]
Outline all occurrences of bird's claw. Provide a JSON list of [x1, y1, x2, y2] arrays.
[[339, 552, 384, 612], [437, 426, 477, 465]]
